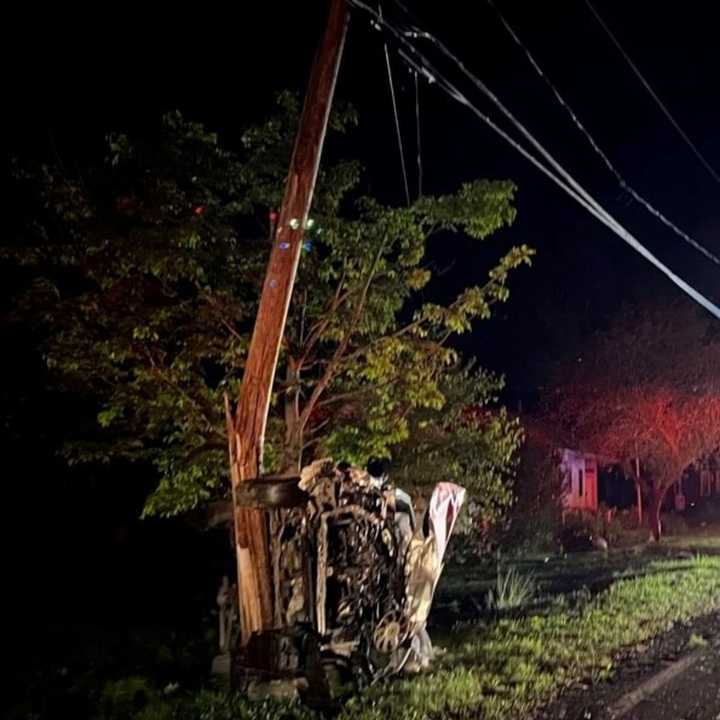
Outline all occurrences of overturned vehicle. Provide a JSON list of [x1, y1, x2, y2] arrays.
[[218, 459, 464, 698]]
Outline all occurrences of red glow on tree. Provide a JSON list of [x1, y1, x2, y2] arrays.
[[541, 299, 720, 540]]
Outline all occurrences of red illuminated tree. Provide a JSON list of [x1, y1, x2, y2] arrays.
[[542, 298, 720, 540]]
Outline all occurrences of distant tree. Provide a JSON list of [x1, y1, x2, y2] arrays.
[[542, 299, 720, 540], [6, 94, 532, 518]]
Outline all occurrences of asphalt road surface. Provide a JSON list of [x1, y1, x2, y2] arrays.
[[540, 612, 720, 720], [616, 643, 720, 720]]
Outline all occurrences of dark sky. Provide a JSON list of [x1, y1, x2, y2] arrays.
[[7, 1, 719, 390]]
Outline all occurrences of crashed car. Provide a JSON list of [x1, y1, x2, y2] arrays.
[[220, 459, 464, 697]]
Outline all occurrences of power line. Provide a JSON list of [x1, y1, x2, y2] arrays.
[[414, 70, 423, 197], [486, 0, 720, 268], [385, 0, 423, 198], [379, 5, 411, 205], [347, 0, 720, 321], [584, 0, 720, 186]]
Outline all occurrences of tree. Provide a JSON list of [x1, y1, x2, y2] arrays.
[[389, 361, 523, 520], [542, 298, 720, 539], [6, 95, 532, 518]]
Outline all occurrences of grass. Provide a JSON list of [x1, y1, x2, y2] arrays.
[[17, 550, 720, 720], [339, 555, 720, 720], [439, 548, 656, 606], [663, 533, 720, 552], [487, 566, 537, 611]]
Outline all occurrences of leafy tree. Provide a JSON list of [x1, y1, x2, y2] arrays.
[[6, 95, 532, 518], [389, 361, 522, 516], [542, 298, 720, 539]]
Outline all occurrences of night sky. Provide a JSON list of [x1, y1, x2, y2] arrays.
[[7, 1, 718, 384], [3, 0, 719, 677]]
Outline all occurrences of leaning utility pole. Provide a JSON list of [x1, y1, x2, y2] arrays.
[[227, 0, 349, 644]]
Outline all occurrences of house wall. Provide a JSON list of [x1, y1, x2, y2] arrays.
[[560, 449, 599, 512]]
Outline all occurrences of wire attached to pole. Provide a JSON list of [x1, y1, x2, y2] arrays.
[[414, 70, 423, 197], [379, 5, 411, 205]]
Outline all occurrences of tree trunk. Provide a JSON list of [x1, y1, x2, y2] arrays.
[[634, 478, 643, 527], [648, 483, 671, 542], [283, 362, 303, 473], [648, 492, 662, 541]]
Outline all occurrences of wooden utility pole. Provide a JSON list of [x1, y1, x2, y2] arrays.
[[228, 0, 349, 644]]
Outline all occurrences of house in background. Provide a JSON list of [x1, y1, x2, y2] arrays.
[[699, 457, 720, 498], [560, 449, 598, 514], [677, 452, 720, 508], [521, 419, 630, 519]]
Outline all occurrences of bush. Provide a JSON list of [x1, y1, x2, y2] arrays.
[[660, 513, 688, 536], [500, 445, 564, 555], [557, 514, 593, 553], [94, 686, 320, 720], [557, 507, 632, 552], [98, 676, 159, 720], [447, 500, 495, 563], [486, 566, 537, 611]]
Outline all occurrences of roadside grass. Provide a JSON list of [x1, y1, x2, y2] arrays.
[[16, 553, 720, 720], [486, 566, 538, 611], [437, 548, 659, 608], [340, 555, 720, 720], [663, 533, 720, 552]]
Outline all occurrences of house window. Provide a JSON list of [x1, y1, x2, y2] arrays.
[[578, 469, 584, 497]]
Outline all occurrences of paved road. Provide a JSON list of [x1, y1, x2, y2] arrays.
[[542, 613, 720, 720], [618, 643, 720, 720]]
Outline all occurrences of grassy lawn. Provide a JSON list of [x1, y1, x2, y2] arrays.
[[340, 555, 720, 720], [94, 554, 720, 720], [15, 530, 720, 719], [438, 549, 655, 605], [663, 532, 720, 552]]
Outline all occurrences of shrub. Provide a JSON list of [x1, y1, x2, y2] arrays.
[[557, 514, 593, 553], [660, 513, 688, 536], [486, 566, 537, 611], [98, 676, 159, 720]]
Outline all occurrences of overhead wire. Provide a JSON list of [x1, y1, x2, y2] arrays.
[[396, 44, 720, 321], [347, 0, 720, 321], [379, 5, 411, 205], [414, 70, 423, 197], [485, 0, 720, 268], [584, 0, 720, 186]]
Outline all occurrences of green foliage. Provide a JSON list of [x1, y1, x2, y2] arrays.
[[338, 555, 720, 720], [175, 692, 318, 720], [91, 684, 319, 720], [7, 95, 531, 517], [98, 676, 158, 720], [12, 555, 720, 720], [487, 566, 537, 611], [500, 435, 564, 554], [389, 361, 523, 523]]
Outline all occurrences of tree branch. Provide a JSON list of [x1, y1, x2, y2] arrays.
[[299, 238, 388, 430]]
